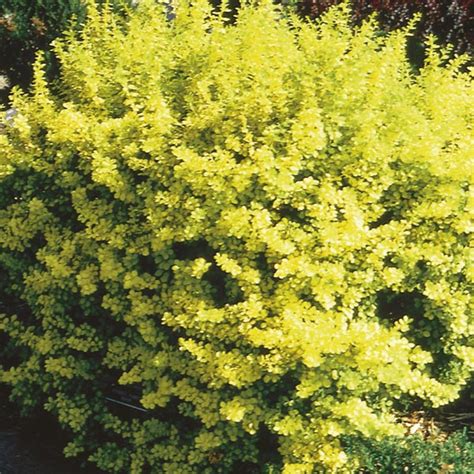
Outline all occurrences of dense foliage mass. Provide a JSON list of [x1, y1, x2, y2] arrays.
[[297, 0, 474, 58], [0, 1, 473, 472]]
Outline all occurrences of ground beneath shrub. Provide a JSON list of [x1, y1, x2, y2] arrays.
[[0, 387, 101, 474], [1, 385, 472, 473], [0, 432, 89, 474]]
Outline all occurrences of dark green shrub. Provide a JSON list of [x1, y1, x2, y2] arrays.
[[344, 429, 474, 473]]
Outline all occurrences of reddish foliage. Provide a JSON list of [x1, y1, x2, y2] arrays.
[[298, 0, 474, 55]]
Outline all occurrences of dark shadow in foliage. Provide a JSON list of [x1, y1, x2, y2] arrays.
[[172, 238, 215, 261], [369, 210, 395, 229], [376, 289, 455, 379], [229, 426, 282, 474], [172, 239, 244, 307], [406, 34, 427, 70], [231, 461, 261, 474], [256, 424, 282, 468], [255, 251, 274, 278], [376, 289, 426, 326], [204, 262, 245, 307], [138, 254, 158, 276], [275, 204, 312, 227], [209, 0, 242, 24]]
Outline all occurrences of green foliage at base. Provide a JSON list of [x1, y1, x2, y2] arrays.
[[0, 1, 473, 472], [0, 0, 85, 95], [344, 429, 474, 473]]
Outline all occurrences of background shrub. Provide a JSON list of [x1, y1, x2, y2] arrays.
[[0, 1, 473, 472], [0, 0, 133, 103], [0, 0, 85, 102], [297, 0, 474, 61]]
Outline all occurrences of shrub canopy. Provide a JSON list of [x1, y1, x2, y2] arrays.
[[0, 1, 473, 472]]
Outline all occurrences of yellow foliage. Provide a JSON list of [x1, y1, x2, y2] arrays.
[[0, 1, 472, 472]]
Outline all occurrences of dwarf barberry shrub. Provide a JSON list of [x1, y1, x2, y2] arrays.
[[0, 1, 473, 472]]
